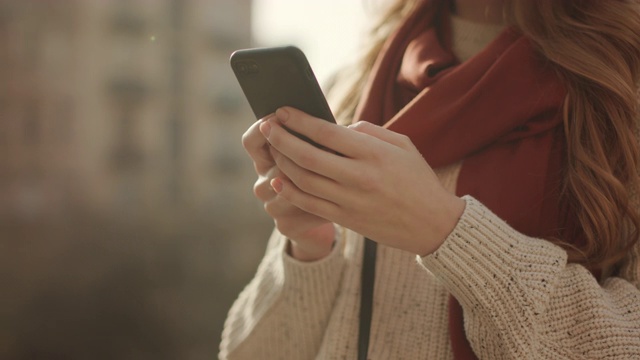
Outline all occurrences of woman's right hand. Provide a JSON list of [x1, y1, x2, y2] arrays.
[[242, 115, 336, 262]]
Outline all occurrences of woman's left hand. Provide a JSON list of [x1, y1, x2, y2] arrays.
[[260, 107, 465, 257]]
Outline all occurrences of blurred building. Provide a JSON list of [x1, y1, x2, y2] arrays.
[[1, 0, 273, 358], [0, 0, 261, 221], [0, 1, 79, 221]]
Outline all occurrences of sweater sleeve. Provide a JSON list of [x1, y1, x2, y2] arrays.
[[419, 196, 640, 359], [219, 227, 346, 360]]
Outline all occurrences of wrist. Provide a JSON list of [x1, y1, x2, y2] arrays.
[[287, 240, 335, 262], [282, 223, 337, 262], [417, 194, 466, 257]]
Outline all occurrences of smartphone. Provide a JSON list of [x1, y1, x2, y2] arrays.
[[229, 46, 336, 126]]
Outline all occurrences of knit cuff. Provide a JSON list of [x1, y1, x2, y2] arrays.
[[280, 226, 346, 295], [419, 196, 568, 313], [219, 228, 345, 358]]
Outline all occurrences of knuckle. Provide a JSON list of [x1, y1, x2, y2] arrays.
[[263, 201, 275, 217], [396, 133, 415, 150], [252, 181, 262, 199], [241, 131, 251, 150], [253, 179, 270, 201], [399, 135, 413, 147], [397, 133, 411, 143], [349, 121, 370, 131], [241, 127, 259, 151]]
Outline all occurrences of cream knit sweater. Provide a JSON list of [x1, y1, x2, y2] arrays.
[[219, 16, 640, 360]]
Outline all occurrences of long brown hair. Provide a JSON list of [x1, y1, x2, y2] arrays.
[[328, 0, 640, 269]]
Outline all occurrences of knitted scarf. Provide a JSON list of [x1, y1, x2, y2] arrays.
[[354, 0, 570, 358]]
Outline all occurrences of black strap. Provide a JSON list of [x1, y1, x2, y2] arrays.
[[358, 237, 377, 360]]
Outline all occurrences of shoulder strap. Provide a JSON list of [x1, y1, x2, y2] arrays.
[[358, 238, 377, 360]]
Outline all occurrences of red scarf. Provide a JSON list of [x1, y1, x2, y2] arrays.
[[354, 0, 570, 358]]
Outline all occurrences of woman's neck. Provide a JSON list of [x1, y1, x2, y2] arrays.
[[453, 0, 505, 25]]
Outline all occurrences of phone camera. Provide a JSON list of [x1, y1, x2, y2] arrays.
[[236, 62, 248, 74], [235, 61, 259, 75]]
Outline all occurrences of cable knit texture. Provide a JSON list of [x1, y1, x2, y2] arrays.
[[420, 198, 640, 359], [219, 15, 640, 360]]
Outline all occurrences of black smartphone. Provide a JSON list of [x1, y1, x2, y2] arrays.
[[229, 46, 336, 125]]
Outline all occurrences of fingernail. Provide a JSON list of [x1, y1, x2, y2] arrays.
[[260, 121, 271, 137], [270, 178, 283, 193], [276, 108, 289, 122]]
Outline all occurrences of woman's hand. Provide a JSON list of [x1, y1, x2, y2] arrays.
[[260, 107, 466, 256], [242, 115, 335, 262]]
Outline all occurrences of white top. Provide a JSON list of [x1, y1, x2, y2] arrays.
[[450, 13, 505, 62]]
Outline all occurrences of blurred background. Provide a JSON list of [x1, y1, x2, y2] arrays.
[[0, 0, 366, 358]]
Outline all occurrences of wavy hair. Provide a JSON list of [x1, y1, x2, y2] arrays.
[[328, 0, 640, 270]]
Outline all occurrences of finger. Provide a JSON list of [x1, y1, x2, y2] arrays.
[[253, 166, 289, 202], [274, 107, 375, 159], [270, 146, 342, 203], [263, 195, 296, 218], [242, 116, 276, 174], [348, 121, 415, 150], [263, 118, 358, 183], [263, 196, 325, 226], [265, 199, 330, 239], [271, 177, 340, 221], [253, 174, 273, 202]]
